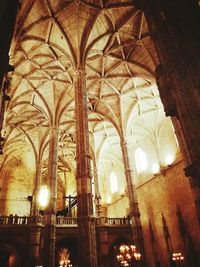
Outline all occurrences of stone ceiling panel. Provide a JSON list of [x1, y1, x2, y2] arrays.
[[1, 0, 166, 187]]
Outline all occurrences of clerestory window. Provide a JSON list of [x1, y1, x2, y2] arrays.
[[110, 171, 118, 194], [135, 148, 148, 174]]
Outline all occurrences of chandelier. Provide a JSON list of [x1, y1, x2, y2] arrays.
[[58, 248, 73, 267], [116, 244, 141, 266], [172, 252, 184, 263]]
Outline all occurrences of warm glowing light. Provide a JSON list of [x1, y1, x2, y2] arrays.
[[107, 196, 111, 204], [130, 245, 136, 252], [59, 247, 72, 267], [119, 245, 125, 253], [165, 154, 174, 166], [59, 260, 64, 265], [152, 163, 160, 174], [9, 255, 15, 265], [37, 185, 49, 208], [116, 244, 141, 266], [134, 252, 142, 261], [172, 252, 184, 262], [110, 171, 118, 194], [135, 148, 148, 173]]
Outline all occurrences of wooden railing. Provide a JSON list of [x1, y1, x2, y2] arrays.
[[0, 215, 130, 226]]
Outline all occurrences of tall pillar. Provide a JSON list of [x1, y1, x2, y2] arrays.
[[29, 218, 43, 267], [29, 160, 43, 267], [74, 68, 97, 267], [118, 93, 145, 263], [93, 164, 101, 217], [43, 127, 59, 267], [90, 132, 101, 217], [120, 138, 145, 265], [32, 161, 43, 216], [139, 0, 200, 225]]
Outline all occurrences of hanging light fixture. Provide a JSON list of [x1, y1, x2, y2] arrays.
[[116, 244, 141, 266], [172, 252, 184, 262]]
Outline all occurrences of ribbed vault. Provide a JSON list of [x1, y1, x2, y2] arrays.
[[2, 0, 162, 194]]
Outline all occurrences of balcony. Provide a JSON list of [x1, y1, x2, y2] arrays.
[[0, 215, 131, 227]]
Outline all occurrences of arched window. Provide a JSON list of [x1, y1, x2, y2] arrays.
[[110, 171, 118, 194], [135, 148, 148, 174]]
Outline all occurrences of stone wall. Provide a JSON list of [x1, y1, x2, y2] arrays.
[[137, 159, 200, 267]]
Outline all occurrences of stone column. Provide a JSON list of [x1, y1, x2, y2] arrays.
[[120, 138, 145, 265], [97, 228, 109, 267], [29, 217, 43, 267], [93, 164, 101, 217], [90, 132, 101, 217], [140, 0, 200, 225], [43, 127, 59, 267], [74, 68, 97, 267], [29, 160, 43, 266], [31, 161, 43, 215]]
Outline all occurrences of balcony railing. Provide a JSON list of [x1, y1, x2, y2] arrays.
[[96, 217, 130, 225], [56, 216, 77, 226], [0, 215, 28, 225], [29, 215, 45, 225], [0, 215, 130, 227]]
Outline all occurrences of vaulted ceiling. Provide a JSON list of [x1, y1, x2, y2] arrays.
[[2, 0, 164, 187]]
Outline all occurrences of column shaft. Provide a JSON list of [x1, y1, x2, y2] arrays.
[[43, 127, 59, 267], [31, 162, 42, 215], [93, 164, 101, 217], [74, 68, 97, 267], [29, 161, 43, 266], [29, 224, 42, 267], [90, 133, 101, 217], [120, 139, 145, 264]]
